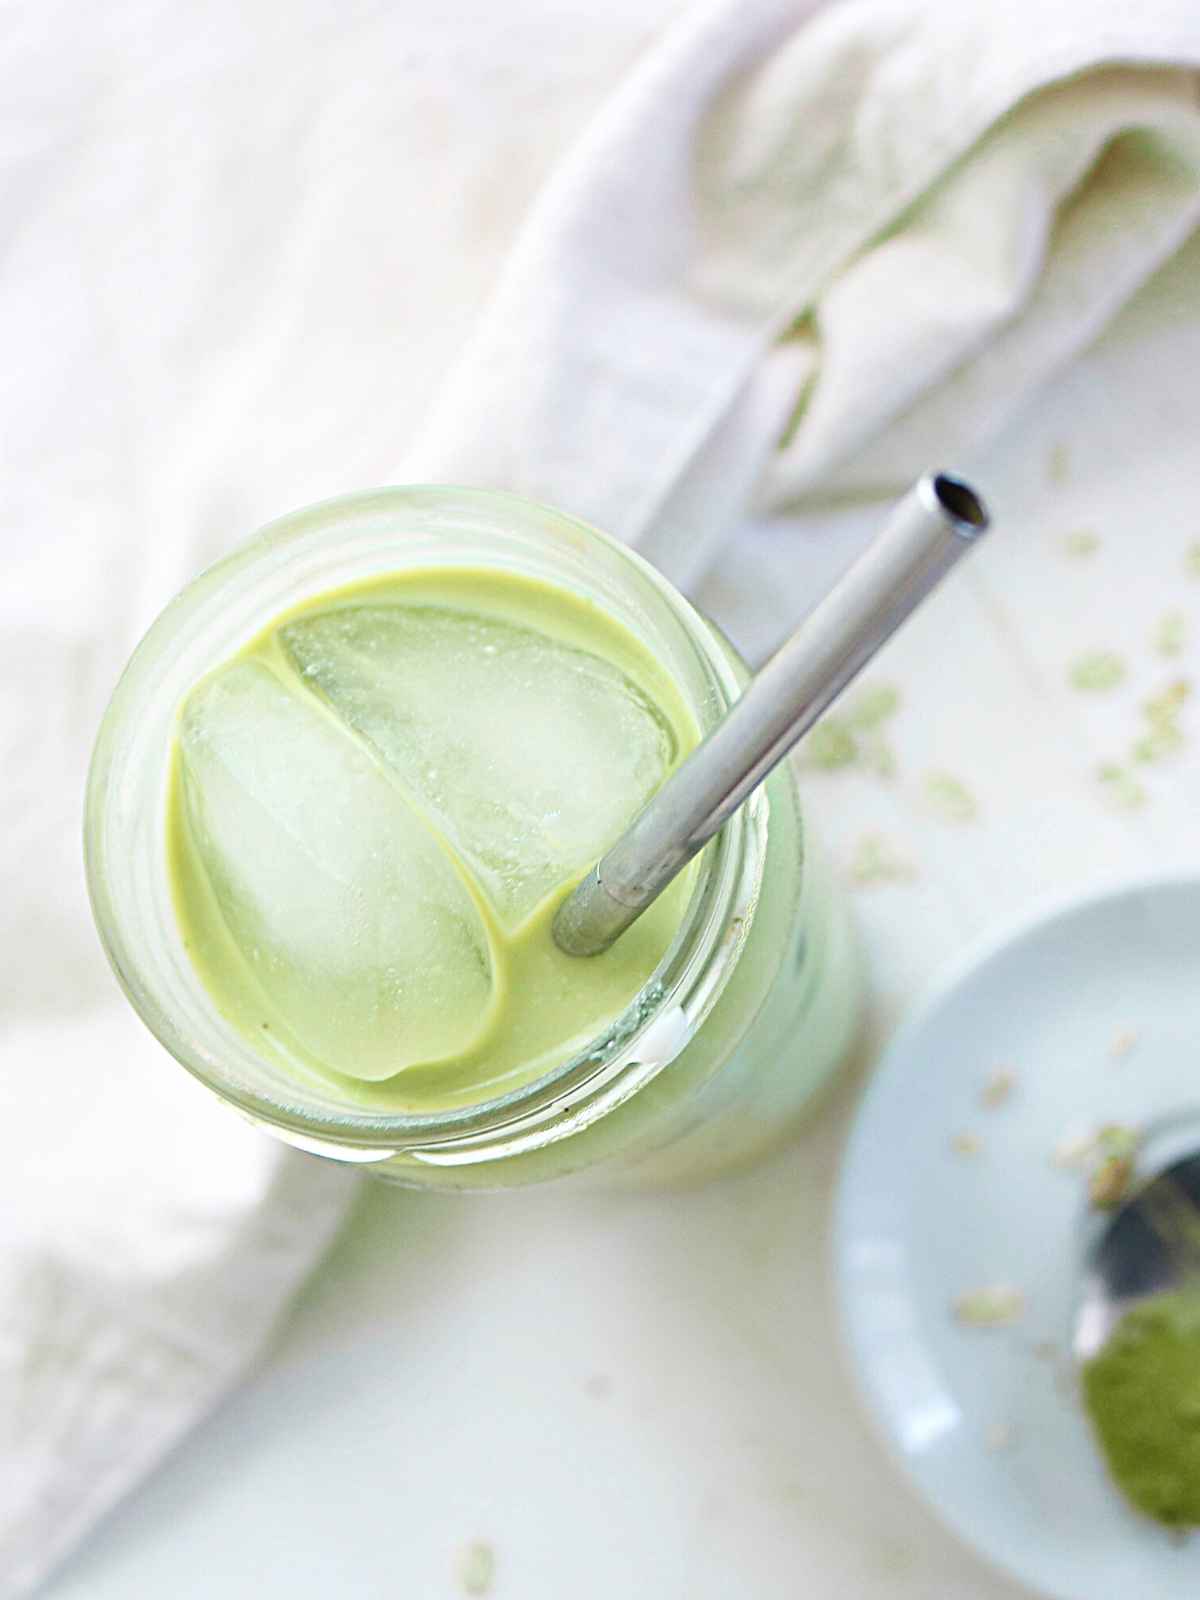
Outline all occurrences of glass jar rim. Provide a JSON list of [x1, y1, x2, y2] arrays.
[[85, 486, 768, 1158]]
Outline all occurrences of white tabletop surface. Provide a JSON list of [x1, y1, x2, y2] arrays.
[[19, 2, 1200, 1594]]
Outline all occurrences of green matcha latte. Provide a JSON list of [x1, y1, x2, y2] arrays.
[[168, 567, 699, 1112], [86, 487, 860, 1187]]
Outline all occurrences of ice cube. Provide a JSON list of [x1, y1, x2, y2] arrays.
[[279, 604, 676, 926], [178, 659, 494, 1079]]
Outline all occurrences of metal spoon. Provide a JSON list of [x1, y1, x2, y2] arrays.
[[1073, 1122, 1200, 1364], [554, 471, 991, 958]]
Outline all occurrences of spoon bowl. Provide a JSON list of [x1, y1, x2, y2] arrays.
[[1074, 1122, 1200, 1364]]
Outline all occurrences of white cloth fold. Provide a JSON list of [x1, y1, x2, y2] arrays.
[[412, 0, 1200, 589], [6, 0, 1200, 1593]]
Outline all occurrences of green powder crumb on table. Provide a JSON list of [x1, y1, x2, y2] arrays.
[[848, 683, 901, 727], [1186, 542, 1200, 579], [1062, 530, 1100, 559], [1133, 728, 1184, 765], [1069, 652, 1126, 692], [1047, 442, 1070, 484], [457, 1540, 496, 1596], [1145, 679, 1190, 722], [861, 738, 897, 779], [923, 771, 978, 823], [1097, 763, 1146, 812], [805, 685, 901, 776], [850, 683, 901, 777], [1083, 1290, 1200, 1529], [847, 834, 915, 886], [1134, 679, 1191, 764], [806, 719, 858, 769], [1154, 612, 1188, 658]]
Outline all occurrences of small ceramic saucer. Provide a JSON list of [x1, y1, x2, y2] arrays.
[[834, 876, 1200, 1599]]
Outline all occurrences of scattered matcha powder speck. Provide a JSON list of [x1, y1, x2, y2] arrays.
[[1069, 651, 1127, 692], [1084, 1124, 1141, 1212], [1133, 727, 1184, 765], [847, 834, 916, 886], [1145, 678, 1190, 725], [457, 1541, 496, 1596], [1097, 763, 1146, 812], [954, 1285, 1025, 1328], [1110, 1028, 1139, 1061], [981, 1070, 1015, 1108], [1082, 1290, 1200, 1528], [848, 684, 901, 727], [1154, 611, 1188, 658], [1186, 542, 1200, 579], [1023, 1109, 1139, 1196], [862, 738, 897, 779], [806, 719, 858, 770], [923, 771, 978, 823], [1052, 1129, 1099, 1171], [1048, 442, 1070, 484], [1096, 1123, 1140, 1162], [1132, 681, 1190, 763], [1090, 1154, 1136, 1211], [1062, 530, 1100, 559], [950, 1132, 982, 1157], [806, 684, 902, 776]]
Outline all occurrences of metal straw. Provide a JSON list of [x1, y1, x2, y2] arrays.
[[553, 472, 990, 958]]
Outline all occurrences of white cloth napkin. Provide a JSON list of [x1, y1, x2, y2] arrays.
[[6, 0, 1200, 1594], [414, 0, 1200, 595]]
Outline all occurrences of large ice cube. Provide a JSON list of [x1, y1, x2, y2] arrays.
[[178, 660, 494, 1079], [280, 604, 676, 926]]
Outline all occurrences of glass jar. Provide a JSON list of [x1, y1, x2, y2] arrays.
[[85, 487, 861, 1189]]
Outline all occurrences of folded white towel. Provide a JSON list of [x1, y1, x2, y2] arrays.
[[7, 0, 1200, 1592], [413, 0, 1200, 590]]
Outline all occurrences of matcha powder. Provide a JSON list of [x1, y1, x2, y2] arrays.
[[1082, 1289, 1200, 1528]]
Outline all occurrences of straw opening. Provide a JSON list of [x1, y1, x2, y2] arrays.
[[931, 472, 988, 535]]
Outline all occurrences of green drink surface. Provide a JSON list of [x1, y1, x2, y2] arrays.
[[167, 567, 700, 1112]]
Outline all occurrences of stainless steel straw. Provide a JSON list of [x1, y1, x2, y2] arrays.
[[553, 472, 990, 958]]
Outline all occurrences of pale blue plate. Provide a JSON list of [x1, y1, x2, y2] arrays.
[[834, 876, 1200, 1600]]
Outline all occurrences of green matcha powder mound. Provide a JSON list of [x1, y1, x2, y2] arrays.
[[1082, 1289, 1200, 1529]]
